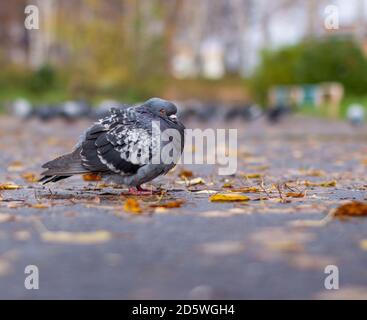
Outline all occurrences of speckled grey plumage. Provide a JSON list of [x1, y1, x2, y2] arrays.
[[40, 98, 185, 187]]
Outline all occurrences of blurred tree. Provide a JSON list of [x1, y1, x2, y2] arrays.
[[251, 37, 367, 104]]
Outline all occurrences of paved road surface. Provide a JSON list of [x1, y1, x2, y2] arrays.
[[0, 115, 366, 299]]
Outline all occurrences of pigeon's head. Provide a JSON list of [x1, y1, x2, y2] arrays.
[[142, 98, 178, 122]]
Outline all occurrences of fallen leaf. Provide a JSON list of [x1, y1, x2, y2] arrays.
[[0, 183, 21, 190], [334, 201, 367, 218], [222, 183, 233, 188], [243, 173, 263, 179], [7, 161, 24, 172], [299, 169, 325, 177], [123, 198, 142, 214], [304, 180, 336, 187], [178, 169, 193, 179], [176, 177, 206, 186], [83, 173, 102, 181], [286, 192, 305, 198], [31, 203, 50, 209], [191, 189, 217, 194], [210, 193, 250, 202], [150, 199, 185, 209], [230, 186, 260, 193], [41, 230, 112, 244], [22, 172, 38, 183]]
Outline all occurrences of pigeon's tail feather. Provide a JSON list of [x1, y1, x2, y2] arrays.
[[39, 175, 71, 184], [40, 148, 89, 184]]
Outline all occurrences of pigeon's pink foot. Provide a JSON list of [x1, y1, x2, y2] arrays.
[[126, 186, 162, 196], [127, 187, 152, 196]]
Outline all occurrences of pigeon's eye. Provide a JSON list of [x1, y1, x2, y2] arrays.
[[160, 109, 166, 115]]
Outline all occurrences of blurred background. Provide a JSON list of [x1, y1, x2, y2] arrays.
[[0, 0, 367, 123]]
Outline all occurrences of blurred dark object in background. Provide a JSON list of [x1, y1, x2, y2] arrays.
[[34, 104, 62, 121], [266, 104, 292, 124], [59, 100, 91, 120], [225, 104, 262, 122], [9, 98, 33, 119], [347, 104, 366, 126]]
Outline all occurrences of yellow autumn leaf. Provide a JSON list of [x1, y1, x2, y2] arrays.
[[243, 173, 263, 179], [41, 230, 112, 244], [123, 198, 142, 214], [304, 180, 336, 187], [210, 193, 250, 202], [222, 183, 233, 188], [230, 186, 260, 193], [0, 183, 21, 190], [22, 172, 38, 183]]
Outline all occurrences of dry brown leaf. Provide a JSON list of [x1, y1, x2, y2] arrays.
[[230, 186, 260, 193], [178, 169, 193, 179], [83, 173, 102, 181], [334, 201, 367, 218], [31, 203, 50, 209], [123, 198, 142, 214], [150, 199, 185, 209], [7, 161, 25, 172], [0, 183, 21, 190], [222, 183, 233, 188], [304, 180, 336, 187], [299, 169, 325, 177], [243, 173, 263, 179], [41, 230, 112, 244], [22, 172, 38, 183], [210, 193, 250, 202], [286, 192, 305, 198]]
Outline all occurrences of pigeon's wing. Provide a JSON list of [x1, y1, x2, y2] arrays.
[[80, 108, 153, 175]]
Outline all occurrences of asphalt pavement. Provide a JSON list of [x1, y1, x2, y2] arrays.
[[0, 115, 366, 299]]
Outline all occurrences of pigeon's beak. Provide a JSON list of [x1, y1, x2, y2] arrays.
[[169, 114, 177, 121]]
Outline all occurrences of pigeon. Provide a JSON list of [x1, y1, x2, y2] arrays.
[[60, 100, 91, 120], [11, 98, 33, 119], [40, 98, 185, 195], [267, 104, 292, 123]]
